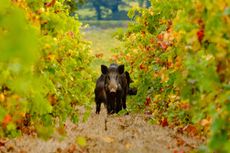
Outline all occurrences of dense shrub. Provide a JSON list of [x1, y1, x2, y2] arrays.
[[0, 0, 95, 138], [114, 0, 230, 152]]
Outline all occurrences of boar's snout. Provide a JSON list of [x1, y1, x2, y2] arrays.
[[108, 81, 118, 94], [110, 88, 116, 93]]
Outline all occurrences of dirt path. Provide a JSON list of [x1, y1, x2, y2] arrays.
[[0, 106, 202, 153]]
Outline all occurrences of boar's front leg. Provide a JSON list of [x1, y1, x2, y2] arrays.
[[115, 91, 122, 113], [107, 95, 116, 114], [95, 94, 102, 114]]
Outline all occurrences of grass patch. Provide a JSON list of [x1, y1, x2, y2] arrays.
[[82, 20, 127, 72], [81, 20, 129, 29], [84, 28, 125, 58], [82, 20, 127, 59]]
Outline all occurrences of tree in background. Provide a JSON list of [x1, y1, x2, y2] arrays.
[[76, 0, 151, 20], [88, 0, 123, 20], [64, 0, 85, 15], [137, 0, 150, 7]]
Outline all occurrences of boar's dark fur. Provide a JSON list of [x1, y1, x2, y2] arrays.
[[94, 74, 107, 114], [94, 64, 137, 114], [125, 71, 137, 95]]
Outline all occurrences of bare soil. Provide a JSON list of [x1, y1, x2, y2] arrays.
[[0, 106, 202, 153]]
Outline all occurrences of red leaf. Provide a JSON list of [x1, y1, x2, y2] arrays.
[[45, 0, 56, 8], [139, 64, 145, 70], [145, 96, 151, 107], [197, 29, 204, 43], [160, 118, 168, 127], [158, 41, 168, 50], [146, 97, 151, 103], [150, 38, 155, 44], [144, 101, 150, 106], [183, 124, 197, 136], [2, 114, 12, 127], [160, 88, 164, 93], [180, 102, 190, 110], [157, 34, 164, 41]]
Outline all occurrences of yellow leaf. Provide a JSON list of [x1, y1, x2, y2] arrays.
[[47, 53, 56, 61], [200, 118, 211, 127], [0, 93, 5, 102], [76, 136, 87, 147], [154, 94, 161, 100], [160, 73, 169, 83]]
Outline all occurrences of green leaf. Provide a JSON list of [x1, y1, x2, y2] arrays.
[[224, 7, 230, 15], [36, 125, 54, 140], [0, 106, 7, 122]]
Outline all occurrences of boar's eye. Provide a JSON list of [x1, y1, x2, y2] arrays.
[[108, 76, 110, 80]]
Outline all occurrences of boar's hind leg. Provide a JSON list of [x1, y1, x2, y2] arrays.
[[96, 103, 101, 114], [122, 96, 127, 110]]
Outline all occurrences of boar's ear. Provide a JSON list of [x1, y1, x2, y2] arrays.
[[101, 65, 108, 75], [118, 65, 124, 74]]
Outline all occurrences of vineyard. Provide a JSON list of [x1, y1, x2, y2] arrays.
[[114, 0, 230, 152], [0, 0, 229, 153], [0, 0, 95, 138]]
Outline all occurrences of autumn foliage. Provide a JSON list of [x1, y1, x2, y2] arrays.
[[114, 0, 230, 152], [0, 0, 95, 138], [0, 0, 229, 152]]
